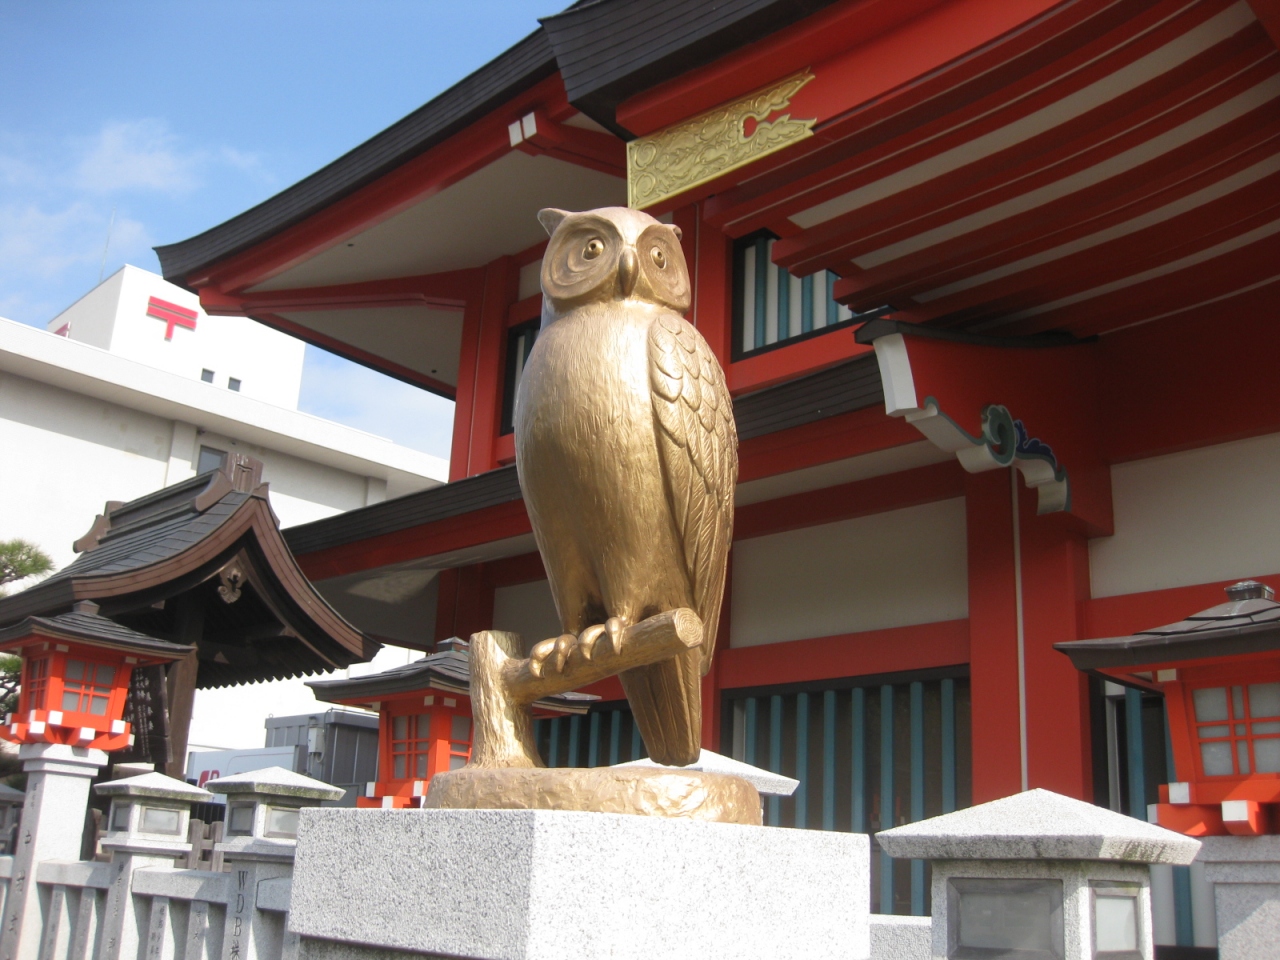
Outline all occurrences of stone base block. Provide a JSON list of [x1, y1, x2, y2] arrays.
[[1197, 836, 1280, 960], [289, 808, 869, 960]]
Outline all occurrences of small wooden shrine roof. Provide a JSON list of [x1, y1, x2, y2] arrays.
[[0, 601, 194, 662], [1056, 582, 1280, 673], [0, 456, 377, 688], [308, 638, 595, 715]]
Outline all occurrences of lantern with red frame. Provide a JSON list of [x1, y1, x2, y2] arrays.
[[1057, 580, 1280, 837], [308, 638, 596, 808], [0, 601, 193, 752]]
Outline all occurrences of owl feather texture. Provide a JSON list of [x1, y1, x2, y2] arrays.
[[513, 206, 737, 765]]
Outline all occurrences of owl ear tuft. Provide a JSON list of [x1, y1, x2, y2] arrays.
[[538, 208, 570, 236], [669, 224, 683, 241]]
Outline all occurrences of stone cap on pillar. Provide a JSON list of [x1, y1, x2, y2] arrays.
[[95, 772, 214, 803], [614, 749, 799, 797], [203, 766, 345, 804], [877, 788, 1201, 865]]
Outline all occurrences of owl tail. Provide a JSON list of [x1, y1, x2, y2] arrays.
[[619, 646, 703, 766]]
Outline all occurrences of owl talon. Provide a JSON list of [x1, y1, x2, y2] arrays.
[[553, 633, 575, 673], [605, 617, 626, 656]]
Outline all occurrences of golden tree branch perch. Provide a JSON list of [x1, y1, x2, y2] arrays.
[[466, 608, 703, 769]]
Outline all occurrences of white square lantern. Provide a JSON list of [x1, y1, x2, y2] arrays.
[[203, 766, 344, 862], [95, 772, 214, 858], [878, 789, 1199, 960]]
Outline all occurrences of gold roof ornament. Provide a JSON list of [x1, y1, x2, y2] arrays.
[[627, 71, 817, 210]]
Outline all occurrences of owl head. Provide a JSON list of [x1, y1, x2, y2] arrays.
[[537, 206, 690, 321]]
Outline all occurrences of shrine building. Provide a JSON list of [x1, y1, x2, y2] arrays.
[[157, 0, 1280, 934]]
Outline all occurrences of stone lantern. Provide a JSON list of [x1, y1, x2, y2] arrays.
[[0, 600, 193, 751], [878, 789, 1199, 960], [306, 638, 594, 808], [0, 607, 193, 960], [95, 771, 214, 858], [204, 765, 344, 859], [203, 767, 344, 960], [1056, 580, 1280, 838]]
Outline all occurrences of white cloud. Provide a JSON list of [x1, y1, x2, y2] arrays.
[[0, 201, 151, 279], [74, 119, 202, 194]]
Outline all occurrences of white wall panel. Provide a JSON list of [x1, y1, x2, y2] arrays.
[[0, 373, 171, 571], [730, 498, 968, 648], [492, 578, 562, 647], [1090, 431, 1280, 598]]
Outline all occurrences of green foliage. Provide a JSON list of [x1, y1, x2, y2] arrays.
[[0, 539, 54, 588], [0, 654, 19, 718]]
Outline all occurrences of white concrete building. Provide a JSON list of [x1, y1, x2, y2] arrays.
[[1, 265, 448, 574]]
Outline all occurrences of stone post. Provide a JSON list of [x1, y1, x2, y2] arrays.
[[1195, 836, 1280, 960], [878, 788, 1200, 960], [0, 743, 107, 960], [93, 772, 214, 960], [203, 767, 342, 960]]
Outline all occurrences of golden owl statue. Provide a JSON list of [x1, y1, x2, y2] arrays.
[[513, 206, 737, 766]]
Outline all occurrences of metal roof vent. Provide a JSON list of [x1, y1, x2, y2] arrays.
[[435, 637, 469, 653], [1225, 580, 1274, 602]]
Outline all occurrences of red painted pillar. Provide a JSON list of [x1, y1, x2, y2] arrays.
[[966, 470, 1023, 803], [1019, 497, 1093, 800]]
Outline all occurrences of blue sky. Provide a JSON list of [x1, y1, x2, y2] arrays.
[[0, 1, 556, 460]]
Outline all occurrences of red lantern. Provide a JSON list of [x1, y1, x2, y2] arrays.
[[0, 602, 193, 752], [309, 638, 595, 809], [1057, 580, 1280, 837]]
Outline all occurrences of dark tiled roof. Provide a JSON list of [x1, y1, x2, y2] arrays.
[[285, 351, 883, 556], [0, 607, 193, 660], [0, 457, 375, 687], [733, 353, 880, 441], [308, 641, 594, 713], [284, 463, 523, 557], [155, 30, 558, 285], [157, 1, 846, 284], [1056, 582, 1280, 671], [541, 0, 842, 135]]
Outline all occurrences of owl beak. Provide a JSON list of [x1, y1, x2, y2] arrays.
[[618, 248, 638, 298]]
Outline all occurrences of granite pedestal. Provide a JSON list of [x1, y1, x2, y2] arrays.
[[288, 807, 869, 960], [1196, 836, 1280, 960]]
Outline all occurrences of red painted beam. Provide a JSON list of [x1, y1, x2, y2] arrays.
[[700, 0, 1126, 234], [737, 407, 919, 484], [188, 74, 572, 295], [296, 499, 531, 581], [1247, 0, 1280, 50], [717, 618, 969, 690], [736, 460, 965, 541], [201, 269, 481, 315], [512, 109, 625, 176]]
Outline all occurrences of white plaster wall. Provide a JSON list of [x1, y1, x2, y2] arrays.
[[730, 498, 969, 648], [1090, 431, 1280, 598], [0, 371, 396, 575], [45, 269, 122, 349], [51, 265, 306, 409], [492, 578, 563, 646], [0, 372, 171, 571], [167, 428, 370, 530]]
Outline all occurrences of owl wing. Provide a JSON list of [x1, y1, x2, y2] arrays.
[[648, 314, 738, 672]]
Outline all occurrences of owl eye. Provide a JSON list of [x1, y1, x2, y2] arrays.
[[651, 247, 666, 269], [583, 238, 605, 260]]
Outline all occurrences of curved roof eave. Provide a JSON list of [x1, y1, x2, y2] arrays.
[[154, 29, 557, 287]]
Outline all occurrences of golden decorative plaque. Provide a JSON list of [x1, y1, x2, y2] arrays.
[[627, 71, 816, 209]]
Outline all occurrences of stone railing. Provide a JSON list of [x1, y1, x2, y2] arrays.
[[0, 743, 1270, 960]]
